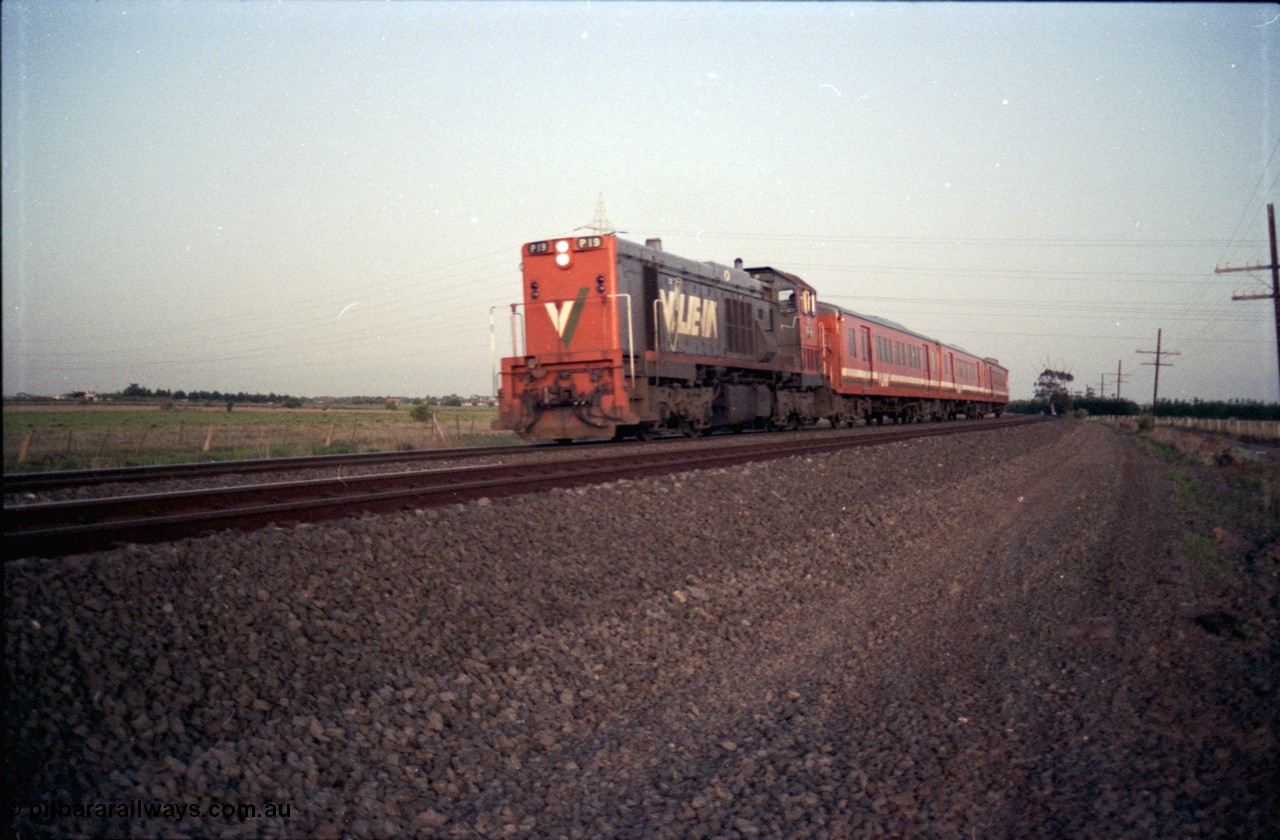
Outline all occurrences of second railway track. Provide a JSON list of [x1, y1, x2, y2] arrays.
[[2, 442, 557, 495], [5, 417, 1045, 559]]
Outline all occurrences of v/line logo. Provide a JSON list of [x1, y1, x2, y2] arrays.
[[545, 288, 589, 348]]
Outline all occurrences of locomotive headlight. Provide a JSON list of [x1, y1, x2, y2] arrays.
[[530, 281, 539, 300], [596, 275, 606, 294], [550, 239, 570, 266]]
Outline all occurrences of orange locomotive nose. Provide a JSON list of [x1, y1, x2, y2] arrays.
[[495, 235, 635, 440]]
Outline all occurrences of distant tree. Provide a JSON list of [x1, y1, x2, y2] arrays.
[[410, 404, 433, 423], [282, 397, 303, 409], [1034, 369, 1075, 415]]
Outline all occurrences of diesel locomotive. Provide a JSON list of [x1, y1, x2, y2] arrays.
[[494, 234, 1008, 442]]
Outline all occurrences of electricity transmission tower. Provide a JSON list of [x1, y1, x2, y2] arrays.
[[587, 193, 615, 235], [1215, 203, 1279, 397]]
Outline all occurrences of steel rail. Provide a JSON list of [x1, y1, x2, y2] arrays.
[[5, 417, 1047, 559]]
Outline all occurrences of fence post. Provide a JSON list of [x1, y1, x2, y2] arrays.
[[17, 431, 32, 465], [203, 426, 215, 453]]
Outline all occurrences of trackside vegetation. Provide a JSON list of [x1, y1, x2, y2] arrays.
[[1008, 398, 1280, 421], [2, 401, 514, 472]]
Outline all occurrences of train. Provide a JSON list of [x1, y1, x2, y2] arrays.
[[494, 233, 1008, 442]]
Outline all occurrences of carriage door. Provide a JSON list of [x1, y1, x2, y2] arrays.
[[860, 326, 873, 381], [821, 321, 835, 382]]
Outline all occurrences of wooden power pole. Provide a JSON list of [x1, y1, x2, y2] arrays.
[[1113, 359, 1131, 400], [1216, 203, 1280, 398], [1136, 329, 1180, 416]]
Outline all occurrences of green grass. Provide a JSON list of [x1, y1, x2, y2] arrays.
[[1139, 438, 1185, 461], [1153, 451, 1279, 586], [1164, 468, 1198, 507], [3, 402, 516, 472], [1176, 529, 1226, 583], [3, 402, 498, 430]]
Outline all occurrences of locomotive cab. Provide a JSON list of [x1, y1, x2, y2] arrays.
[[746, 267, 823, 386]]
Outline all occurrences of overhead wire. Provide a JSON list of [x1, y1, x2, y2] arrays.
[[17, 214, 1280, 394], [10, 245, 521, 389]]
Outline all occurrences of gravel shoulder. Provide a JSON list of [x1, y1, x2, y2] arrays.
[[5, 420, 1277, 838]]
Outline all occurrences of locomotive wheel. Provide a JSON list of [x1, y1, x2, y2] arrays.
[[636, 423, 655, 441]]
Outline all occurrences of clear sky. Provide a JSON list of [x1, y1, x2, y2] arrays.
[[3, 1, 1277, 402]]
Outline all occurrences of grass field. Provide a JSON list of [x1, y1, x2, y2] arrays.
[[3, 402, 516, 472]]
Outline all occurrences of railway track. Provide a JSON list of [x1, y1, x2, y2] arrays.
[[5, 417, 1046, 559], [2, 443, 557, 494]]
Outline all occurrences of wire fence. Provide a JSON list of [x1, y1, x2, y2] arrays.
[[5, 417, 515, 471], [1093, 415, 1280, 441]]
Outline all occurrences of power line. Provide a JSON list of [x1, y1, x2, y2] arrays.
[[660, 230, 1257, 249], [1214, 137, 1280, 267], [796, 263, 1235, 285]]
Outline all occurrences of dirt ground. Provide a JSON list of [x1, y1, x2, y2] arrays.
[[5, 419, 1277, 838]]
